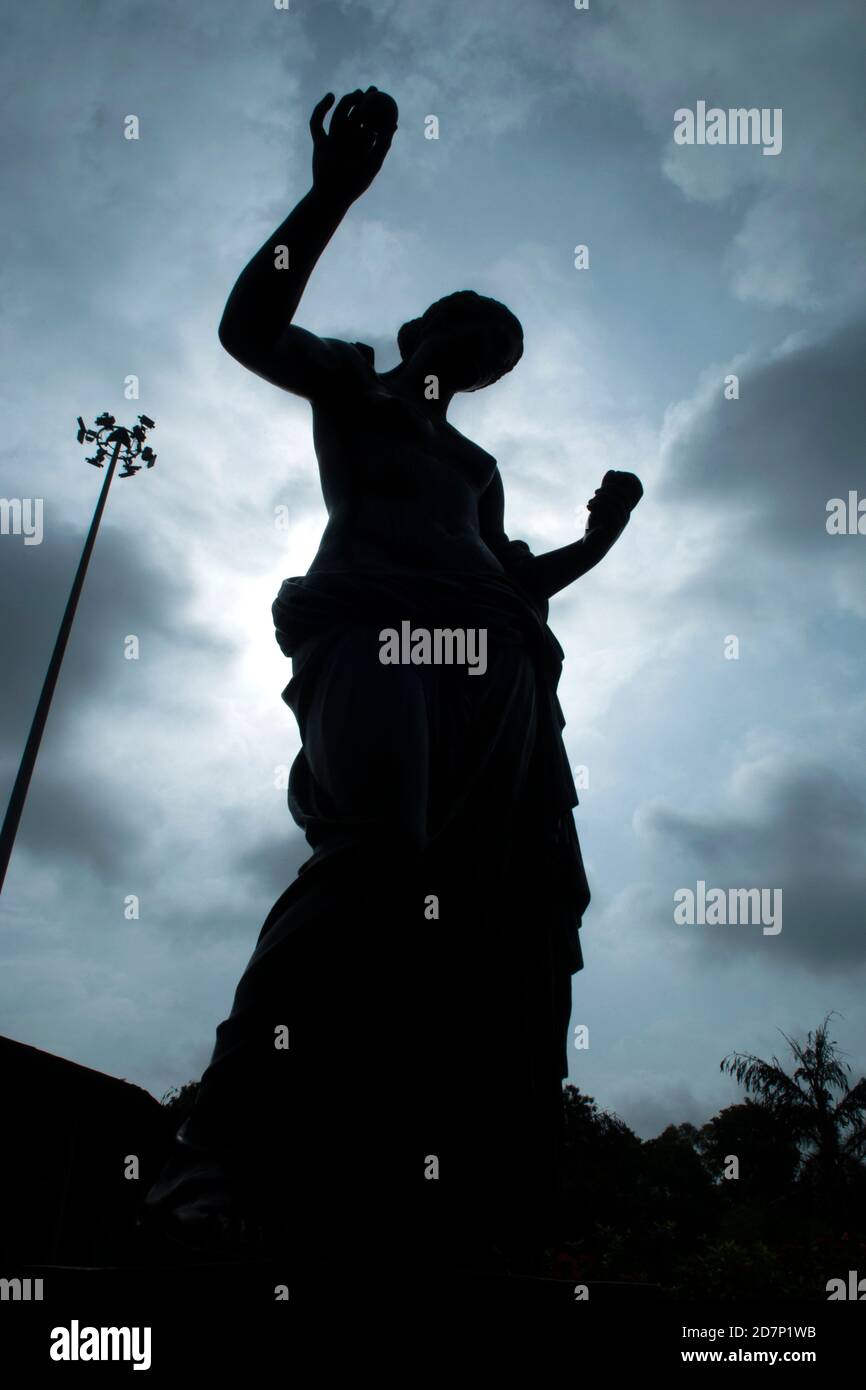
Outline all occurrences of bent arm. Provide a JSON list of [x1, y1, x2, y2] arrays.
[[218, 88, 398, 400], [522, 523, 629, 599], [217, 184, 352, 397], [479, 466, 639, 602]]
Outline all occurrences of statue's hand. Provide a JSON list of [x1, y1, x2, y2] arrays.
[[586, 470, 643, 530], [310, 87, 398, 205]]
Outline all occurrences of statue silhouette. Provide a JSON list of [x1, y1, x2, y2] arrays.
[[142, 88, 642, 1279]]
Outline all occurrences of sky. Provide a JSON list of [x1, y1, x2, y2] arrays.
[[1, 0, 864, 1139]]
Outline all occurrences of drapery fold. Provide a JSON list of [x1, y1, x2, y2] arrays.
[[144, 561, 592, 1265], [271, 564, 589, 994]]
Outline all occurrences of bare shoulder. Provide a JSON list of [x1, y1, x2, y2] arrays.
[[221, 325, 375, 403]]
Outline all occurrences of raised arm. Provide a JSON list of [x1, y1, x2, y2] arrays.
[[217, 87, 398, 399], [480, 467, 643, 602]]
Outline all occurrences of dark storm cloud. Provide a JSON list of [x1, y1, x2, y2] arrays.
[[0, 517, 229, 749], [608, 1081, 707, 1141], [640, 761, 866, 972], [0, 0, 863, 1125], [234, 830, 310, 900], [0, 514, 233, 880], [14, 771, 138, 878], [660, 317, 866, 557]]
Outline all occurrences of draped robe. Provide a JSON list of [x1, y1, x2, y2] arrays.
[[150, 552, 590, 1269]]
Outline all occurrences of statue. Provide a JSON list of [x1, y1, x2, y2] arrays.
[[141, 88, 643, 1280]]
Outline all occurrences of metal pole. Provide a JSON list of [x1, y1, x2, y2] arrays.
[[0, 437, 123, 893]]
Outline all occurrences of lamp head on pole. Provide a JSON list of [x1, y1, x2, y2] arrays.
[[75, 412, 157, 476]]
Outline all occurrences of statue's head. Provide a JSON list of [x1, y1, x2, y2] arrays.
[[397, 290, 523, 392]]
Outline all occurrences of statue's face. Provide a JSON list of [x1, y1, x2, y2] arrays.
[[418, 316, 519, 392]]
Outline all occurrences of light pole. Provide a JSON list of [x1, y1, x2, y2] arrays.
[[0, 412, 157, 895]]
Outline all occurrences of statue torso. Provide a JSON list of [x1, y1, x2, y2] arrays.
[[306, 344, 505, 575]]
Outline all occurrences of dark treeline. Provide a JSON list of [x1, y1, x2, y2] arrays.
[[161, 1014, 866, 1297]]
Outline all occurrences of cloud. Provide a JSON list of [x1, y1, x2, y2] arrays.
[[2, 0, 864, 1133], [234, 829, 310, 899], [657, 316, 866, 615], [575, 0, 866, 309], [608, 1080, 706, 1141], [0, 510, 237, 882], [15, 773, 140, 880], [332, 0, 578, 138], [638, 753, 866, 972], [0, 519, 224, 737]]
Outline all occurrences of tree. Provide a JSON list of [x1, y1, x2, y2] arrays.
[[160, 1080, 200, 1125], [720, 1013, 866, 1198], [699, 1101, 800, 1198], [559, 1086, 644, 1233], [643, 1123, 713, 1202]]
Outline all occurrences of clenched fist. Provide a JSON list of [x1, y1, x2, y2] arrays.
[[586, 470, 643, 531], [310, 86, 399, 206]]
